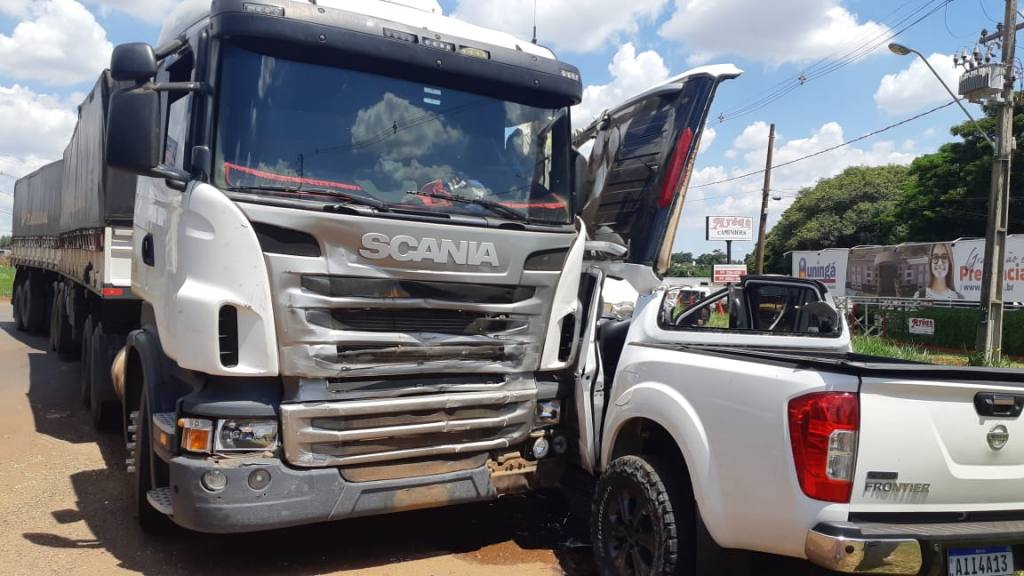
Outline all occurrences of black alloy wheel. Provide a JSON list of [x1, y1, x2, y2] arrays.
[[592, 455, 692, 576]]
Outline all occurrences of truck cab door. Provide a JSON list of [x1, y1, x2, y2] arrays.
[[574, 65, 741, 274], [570, 66, 741, 472]]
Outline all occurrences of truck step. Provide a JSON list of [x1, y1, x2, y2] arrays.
[[146, 487, 174, 516]]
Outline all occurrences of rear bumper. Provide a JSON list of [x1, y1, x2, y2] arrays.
[[806, 520, 1024, 574]]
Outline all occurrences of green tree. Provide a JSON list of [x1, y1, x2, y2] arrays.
[[0, 236, 9, 249], [896, 99, 1024, 241], [761, 165, 912, 273]]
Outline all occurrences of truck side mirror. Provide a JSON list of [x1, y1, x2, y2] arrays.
[[110, 43, 157, 83], [106, 87, 162, 174], [572, 149, 588, 216]]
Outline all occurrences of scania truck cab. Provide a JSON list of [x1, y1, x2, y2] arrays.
[[106, 0, 586, 532]]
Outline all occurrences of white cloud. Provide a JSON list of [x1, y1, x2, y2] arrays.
[[84, 0, 180, 24], [660, 0, 889, 65], [0, 0, 113, 86], [573, 43, 670, 128], [452, 0, 667, 54], [700, 126, 716, 152], [874, 53, 960, 115], [0, 85, 78, 176], [732, 121, 773, 152]]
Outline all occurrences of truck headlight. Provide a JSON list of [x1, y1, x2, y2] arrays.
[[215, 419, 279, 452]]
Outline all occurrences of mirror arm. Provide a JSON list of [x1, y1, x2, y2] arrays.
[[147, 81, 206, 94], [151, 165, 190, 191], [585, 241, 628, 258]]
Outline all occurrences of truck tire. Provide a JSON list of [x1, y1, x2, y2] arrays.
[[80, 316, 94, 407], [90, 323, 122, 430], [23, 274, 48, 334], [51, 286, 77, 359], [131, 378, 171, 533], [592, 455, 693, 576], [13, 282, 26, 331]]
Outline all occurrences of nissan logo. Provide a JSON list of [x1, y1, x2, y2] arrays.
[[988, 425, 1010, 451]]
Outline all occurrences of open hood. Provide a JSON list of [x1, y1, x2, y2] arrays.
[[574, 64, 741, 274]]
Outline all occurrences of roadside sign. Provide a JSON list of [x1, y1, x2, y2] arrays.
[[706, 216, 753, 241], [908, 318, 935, 335], [714, 264, 748, 284]]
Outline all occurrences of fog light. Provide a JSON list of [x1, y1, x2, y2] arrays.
[[248, 468, 272, 491], [536, 400, 561, 426], [552, 435, 568, 455], [532, 436, 550, 459], [202, 469, 227, 492]]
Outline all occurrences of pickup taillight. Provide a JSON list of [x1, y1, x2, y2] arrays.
[[788, 392, 859, 503]]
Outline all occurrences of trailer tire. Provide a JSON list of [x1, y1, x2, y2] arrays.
[[13, 282, 26, 331], [90, 323, 122, 431], [49, 285, 61, 350], [23, 274, 47, 334], [80, 316, 93, 408], [51, 286, 77, 360], [592, 455, 693, 576]]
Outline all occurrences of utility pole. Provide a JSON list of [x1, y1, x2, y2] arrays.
[[755, 123, 776, 274], [976, 0, 1017, 362]]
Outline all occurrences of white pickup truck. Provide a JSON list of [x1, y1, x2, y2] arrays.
[[566, 66, 1024, 575], [574, 274, 1024, 576]]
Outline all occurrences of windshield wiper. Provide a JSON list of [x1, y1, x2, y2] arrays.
[[411, 191, 528, 222], [228, 185, 385, 209]]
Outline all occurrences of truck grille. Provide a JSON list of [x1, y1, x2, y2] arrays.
[[280, 389, 536, 467], [306, 309, 527, 335]]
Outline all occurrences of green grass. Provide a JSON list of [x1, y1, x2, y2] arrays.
[[0, 265, 13, 298], [853, 334, 1024, 368]]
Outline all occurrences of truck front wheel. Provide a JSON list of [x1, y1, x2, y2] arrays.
[[592, 455, 693, 576]]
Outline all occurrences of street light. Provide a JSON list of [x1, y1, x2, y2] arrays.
[[887, 42, 994, 147]]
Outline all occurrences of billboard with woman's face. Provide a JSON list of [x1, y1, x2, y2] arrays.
[[837, 237, 1024, 301]]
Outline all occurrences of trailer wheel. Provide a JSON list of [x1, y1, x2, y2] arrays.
[[51, 286, 77, 359], [592, 455, 693, 576], [90, 323, 122, 431], [48, 285, 61, 350], [23, 274, 47, 334], [80, 316, 94, 408], [13, 282, 26, 331]]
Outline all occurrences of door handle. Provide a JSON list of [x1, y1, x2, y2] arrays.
[[142, 234, 154, 267], [974, 393, 1024, 418]]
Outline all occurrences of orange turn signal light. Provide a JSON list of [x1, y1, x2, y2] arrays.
[[178, 418, 214, 453]]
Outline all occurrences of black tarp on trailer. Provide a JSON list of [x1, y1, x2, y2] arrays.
[[13, 160, 64, 237], [59, 71, 138, 233]]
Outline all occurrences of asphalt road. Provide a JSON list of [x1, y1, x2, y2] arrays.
[[0, 303, 597, 576]]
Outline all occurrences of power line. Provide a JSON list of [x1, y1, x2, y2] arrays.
[[717, 0, 954, 123], [692, 99, 958, 190]]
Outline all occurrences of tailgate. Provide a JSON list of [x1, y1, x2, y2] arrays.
[[852, 367, 1024, 514]]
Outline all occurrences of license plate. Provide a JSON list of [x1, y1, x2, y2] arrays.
[[947, 546, 1014, 576]]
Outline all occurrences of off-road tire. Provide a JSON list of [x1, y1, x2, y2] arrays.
[[592, 455, 693, 576]]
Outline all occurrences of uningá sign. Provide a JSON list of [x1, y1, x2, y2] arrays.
[[706, 216, 754, 241]]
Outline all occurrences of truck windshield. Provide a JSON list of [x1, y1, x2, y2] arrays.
[[214, 45, 573, 224]]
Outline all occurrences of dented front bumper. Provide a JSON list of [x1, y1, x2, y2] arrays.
[[165, 453, 563, 533]]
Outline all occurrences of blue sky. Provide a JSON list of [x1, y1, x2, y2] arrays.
[[0, 0, 998, 260]]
